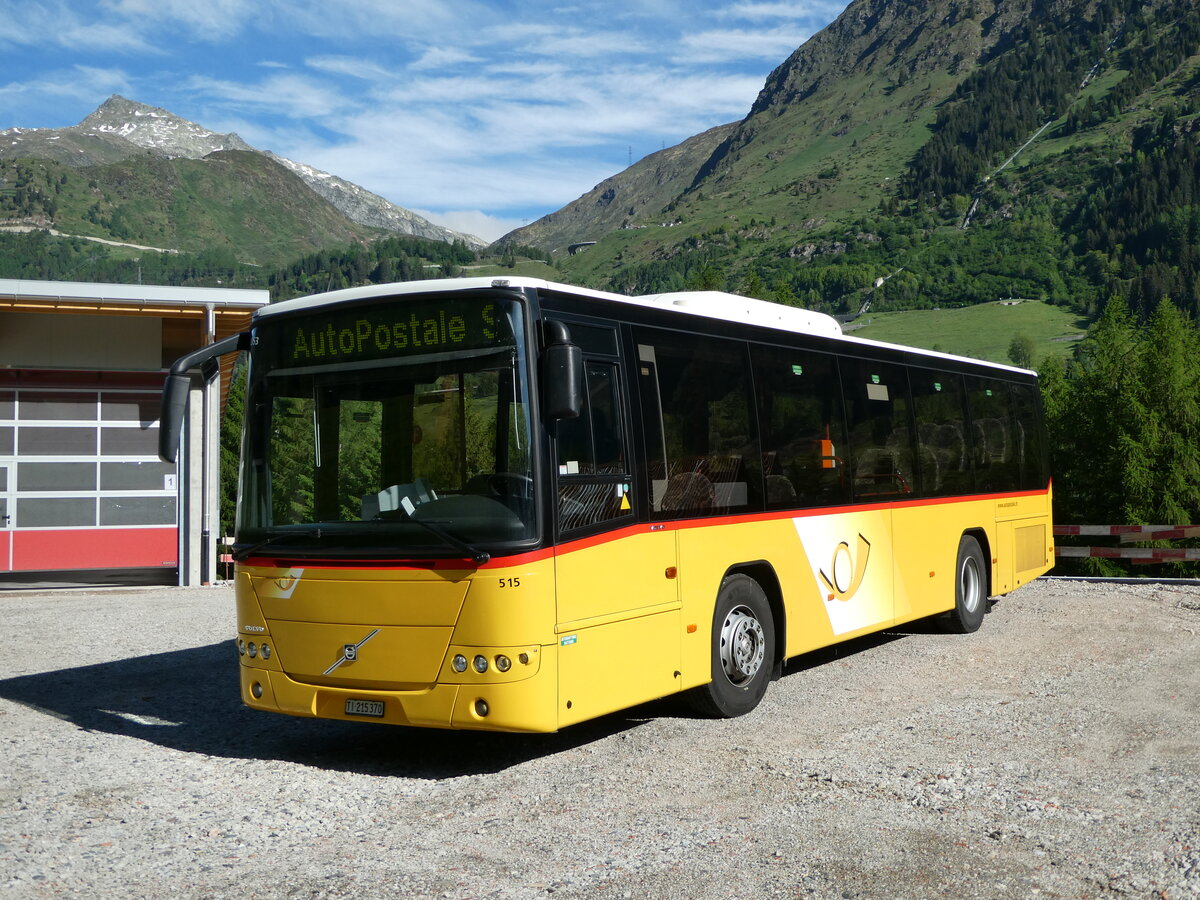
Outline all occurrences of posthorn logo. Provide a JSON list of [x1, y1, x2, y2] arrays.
[[819, 534, 871, 602]]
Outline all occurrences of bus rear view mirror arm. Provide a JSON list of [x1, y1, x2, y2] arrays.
[[159, 331, 251, 464]]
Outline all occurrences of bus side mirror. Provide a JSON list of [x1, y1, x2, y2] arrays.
[[158, 331, 251, 464], [542, 321, 583, 420], [159, 374, 192, 463]]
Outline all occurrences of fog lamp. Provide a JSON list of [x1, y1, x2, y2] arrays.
[[474, 699, 489, 717], [251, 681, 264, 699]]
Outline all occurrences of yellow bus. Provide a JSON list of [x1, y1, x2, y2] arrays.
[[160, 277, 1054, 732]]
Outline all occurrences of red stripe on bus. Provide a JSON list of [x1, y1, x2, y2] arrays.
[[239, 486, 1051, 572]]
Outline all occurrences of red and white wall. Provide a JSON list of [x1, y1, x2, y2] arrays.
[[0, 281, 267, 582]]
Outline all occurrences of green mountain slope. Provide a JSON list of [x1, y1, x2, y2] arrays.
[[507, 0, 1200, 329], [0, 95, 484, 265], [0, 151, 376, 266]]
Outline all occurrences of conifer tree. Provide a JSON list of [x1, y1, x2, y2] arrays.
[[1124, 299, 1200, 525], [1046, 296, 1142, 527]]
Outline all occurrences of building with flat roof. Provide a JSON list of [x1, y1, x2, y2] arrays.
[[0, 278, 268, 585]]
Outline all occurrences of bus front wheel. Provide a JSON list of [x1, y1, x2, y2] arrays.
[[686, 574, 775, 718], [945, 534, 987, 634]]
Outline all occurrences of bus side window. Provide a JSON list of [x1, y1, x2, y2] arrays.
[[966, 377, 1018, 493], [911, 371, 972, 497], [635, 329, 761, 519], [751, 346, 849, 509], [841, 359, 915, 500], [1009, 381, 1049, 490], [556, 362, 632, 533]]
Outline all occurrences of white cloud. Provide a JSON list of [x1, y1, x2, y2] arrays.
[[305, 56, 396, 81], [414, 209, 522, 243], [714, 1, 848, 21], [409, 47, 482, 72], [677, 28, 816, 63], [0, 66, 133, 124], [184, 73, 349, 119], [485, 23, 651, 59], [257, 0, 495, 42], [99, 0, 261, 40], [0, 0, 152, 52]]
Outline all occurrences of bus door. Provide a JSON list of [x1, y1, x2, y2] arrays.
[[0, 464, 11, 571], [552, 325, 679, 723]]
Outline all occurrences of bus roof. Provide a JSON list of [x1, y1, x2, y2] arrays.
[[257, 276, 1035, 376]]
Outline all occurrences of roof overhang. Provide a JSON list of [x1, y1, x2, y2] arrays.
[[0, 278, 269, 318]]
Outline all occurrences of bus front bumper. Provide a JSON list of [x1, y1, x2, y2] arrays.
[[240, 664, 560, 733]]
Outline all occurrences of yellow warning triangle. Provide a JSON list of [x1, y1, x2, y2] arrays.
[[620, 493, 631, 511]]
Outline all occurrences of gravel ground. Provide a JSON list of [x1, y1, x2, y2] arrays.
[[1, 578, 1198, 900]]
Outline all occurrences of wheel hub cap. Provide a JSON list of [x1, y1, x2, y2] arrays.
[[720, 605, 766, 686]]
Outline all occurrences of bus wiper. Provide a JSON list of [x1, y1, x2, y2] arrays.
[[232, 529, 319, 561], [406, 516, 491, 566]]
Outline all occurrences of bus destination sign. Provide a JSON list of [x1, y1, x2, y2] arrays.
[[279, 299, 508, 366]]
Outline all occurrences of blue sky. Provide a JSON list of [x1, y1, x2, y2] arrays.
[[1, 0, 849, 241]]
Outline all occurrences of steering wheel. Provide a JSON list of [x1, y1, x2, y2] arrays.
[[489, 472, 534, 501]]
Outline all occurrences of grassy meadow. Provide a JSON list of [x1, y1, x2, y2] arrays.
[[844, 299, 1090, 367]]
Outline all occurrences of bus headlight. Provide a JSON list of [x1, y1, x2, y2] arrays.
[[260, 643, 271, 660], [452, 654, 469, 673], [247, 642, 258, 658], [473, 655, 489, 674], [495, 655, 512, 673]]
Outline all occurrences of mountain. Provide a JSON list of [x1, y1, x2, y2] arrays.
[[500, 0, 1034, 254], [0, 96, 484, 260], [505, 0, 1200, 330], [76, 94, 257, 157], [501, 122, 737, 252]]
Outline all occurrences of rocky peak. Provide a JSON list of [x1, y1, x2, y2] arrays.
[[76, 95, 254, 159]]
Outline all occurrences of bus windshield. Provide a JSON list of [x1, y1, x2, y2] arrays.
[[236, 293, 536, 559]]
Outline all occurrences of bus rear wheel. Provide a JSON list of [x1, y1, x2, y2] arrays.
[[686, 574, 775, 718], [944, 534, 987, 633]]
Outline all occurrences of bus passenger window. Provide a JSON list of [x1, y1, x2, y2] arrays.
[[911, 371, 972, 496], [966, 377, 1022, 493], [751, 346, 848, 509], [842, 359, 915, 500], [635, 330, 760, 519], [1009, 382, 1049, 490]]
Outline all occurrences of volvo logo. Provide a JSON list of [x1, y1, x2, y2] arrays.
[[324, 628, 380, 674]]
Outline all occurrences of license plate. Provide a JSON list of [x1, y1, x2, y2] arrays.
[[345, 698, 385, 718]]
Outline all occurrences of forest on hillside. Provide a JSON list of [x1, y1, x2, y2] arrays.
[[0, 230, 547, 301]]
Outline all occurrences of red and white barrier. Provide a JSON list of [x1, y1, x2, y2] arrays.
[[1053, 525, 1200, 563]]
